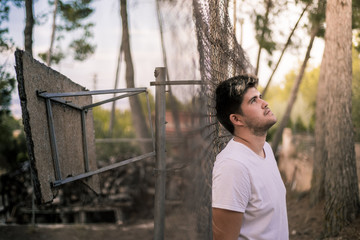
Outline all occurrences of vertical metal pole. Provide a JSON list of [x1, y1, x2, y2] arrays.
[[154, 67, 166, 240], [81, 110, 89, 172], [45, 99, 62, 180]]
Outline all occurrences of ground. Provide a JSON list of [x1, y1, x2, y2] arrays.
[[286, 191, 360, 240], [1, 190, 360, 240]]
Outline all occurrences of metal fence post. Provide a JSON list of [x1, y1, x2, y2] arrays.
[[154, 67, 166, 240]]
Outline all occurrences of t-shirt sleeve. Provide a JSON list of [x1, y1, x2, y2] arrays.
[[212, 158, 251, 212]]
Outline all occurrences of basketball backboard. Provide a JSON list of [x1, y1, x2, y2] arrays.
[[15, 50, 100, 204]]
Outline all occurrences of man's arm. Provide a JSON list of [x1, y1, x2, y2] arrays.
[[212, 208, 243, 240]]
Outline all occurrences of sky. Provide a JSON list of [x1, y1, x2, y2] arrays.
[[6, 0, 324, 118]]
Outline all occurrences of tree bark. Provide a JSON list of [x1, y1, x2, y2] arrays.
[[321, 0, 360, 236], [270, 23, 319, 155], [109, 43, 123, 137], [310, 50, 326, 206], [24, 0, 34, 56], [120, 0, 152, 153]]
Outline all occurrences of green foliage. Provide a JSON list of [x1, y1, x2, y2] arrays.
[[93, 106, 135, 139], [38, 0, 96, 65], [265, 64, 319, 134], [58, 0, 94, 30], [0, 0, 16, 51], [0, 1, 28, 172], [0, 115, 27, 171], [38, 47, 65, 65], [0, 67, 15, 117], [70, 36, 95, 61], [353, 0, 360, 30], [267, 45, 360, 138], [0, 67, 27, 172], [92, 106, 140, 161], [304, 0, 326, 37], [92, 92, 157, 161], [253, 0, 278, 56]]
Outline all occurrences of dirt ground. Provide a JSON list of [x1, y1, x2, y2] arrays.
[[1, 190, 360, 240], [286, 191, 360, 240]]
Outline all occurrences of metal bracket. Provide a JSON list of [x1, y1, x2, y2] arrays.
[[37, 88, 155, 187]]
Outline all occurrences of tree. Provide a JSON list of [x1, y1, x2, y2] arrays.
[[261, 1, 310, 98], [120, 0, 152, 153], [0, 67, 14, 119], [46, 0, 59, 65], [316, 0, 360, 236], [270, 0, 325, 155], [311, 0, 360, 208], [253, 0, 279, 75], [108, 42, 122, 137], [24, 0, 34, 55], [38, 0, 96, 66], [156, 0, 182, 138], [0, 0, 17, 52], [0, 65, 27, 171]]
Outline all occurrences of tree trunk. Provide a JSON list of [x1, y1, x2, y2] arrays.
[[321, 0, 360, 236], [262, 2, 309, 98], [109, 43, 123, 137], [24, 0, 34, 56], [47, 0, 59, 66], [310, 51, 326, 206], [271, 24, 319, 155], [120, 0, 152, 153]]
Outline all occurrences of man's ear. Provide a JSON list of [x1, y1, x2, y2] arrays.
[[229, 113, 245, 127]]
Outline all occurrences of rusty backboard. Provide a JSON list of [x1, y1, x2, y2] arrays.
[[15, 50, 100, 204]]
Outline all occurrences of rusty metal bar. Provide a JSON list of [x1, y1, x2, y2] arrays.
[[81, 110, 89, 172], [52, 151, 156, 187], [150, 80, 203, 86], [45, 97, 83, 110], [82, 91, 142, 110], [45, 99, 62, 180], [38, 88, 147, 98]]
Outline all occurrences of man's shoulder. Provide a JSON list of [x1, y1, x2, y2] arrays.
[[215, 140, 253, 165]]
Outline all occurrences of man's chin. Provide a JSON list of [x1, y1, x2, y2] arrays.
[[267, 119, 277, 129]]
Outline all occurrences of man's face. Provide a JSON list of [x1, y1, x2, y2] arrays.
[[239, 87, 277, 136]]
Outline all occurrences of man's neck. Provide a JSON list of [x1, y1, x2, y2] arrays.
[[233, 128, 266, 157]]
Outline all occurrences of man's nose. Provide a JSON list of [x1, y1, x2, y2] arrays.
[[261, 99, 269, 108]]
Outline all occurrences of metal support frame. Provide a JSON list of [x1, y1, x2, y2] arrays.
[[37, 87, 155, 187], [37, 70, 204, 240]]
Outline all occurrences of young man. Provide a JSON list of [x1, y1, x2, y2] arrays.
[[212, 75, 289, 240]]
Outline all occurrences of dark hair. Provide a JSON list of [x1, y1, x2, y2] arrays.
[[215, 74, 258, 134]]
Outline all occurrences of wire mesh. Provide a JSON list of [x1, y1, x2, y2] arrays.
[[192, 0, 254, 238], [152, 0, 254, 238]]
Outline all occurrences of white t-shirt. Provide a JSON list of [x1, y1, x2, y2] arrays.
[[212, 139, 289, 240]]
